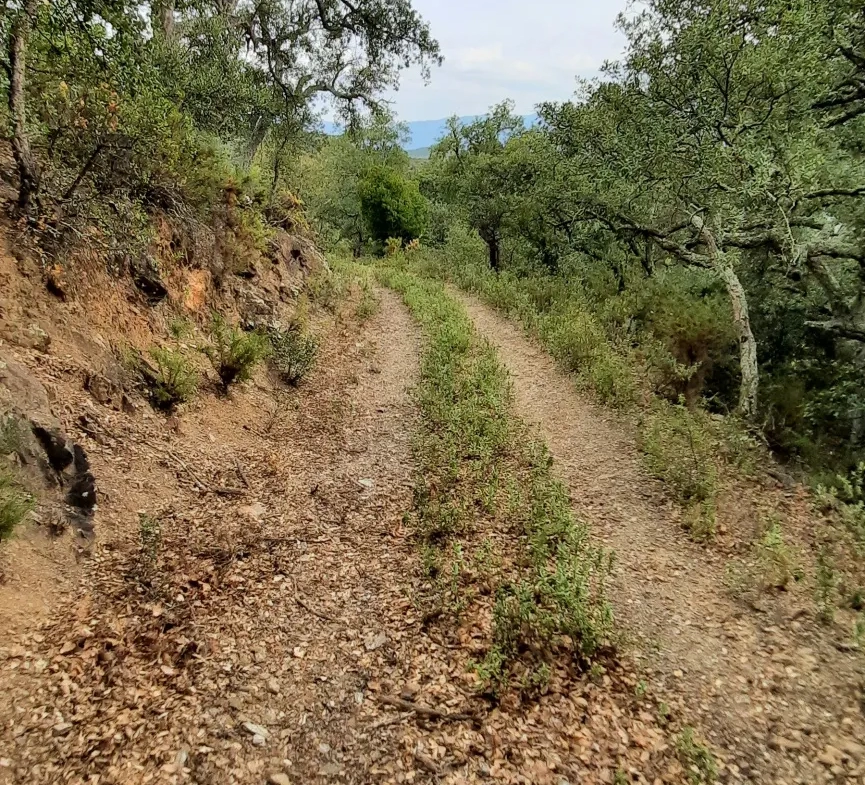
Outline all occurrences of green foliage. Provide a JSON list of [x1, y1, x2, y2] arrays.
[[385, 237, 404, 256], [640, 402, 718, 515], [355, 280, 380, 322], [378, 266, 612, 694], [755, 516, 803, 591], [815, 463, 865, 544], [147, 347, 199, 411], [359, 166, 427, 247], [428, 102, 527, 269], [0, 414, 26, 456], [0, 472, 33, 541], [1, 0, 440, 266], [727, 514, 803, 597], [202, 313, 269, 389], [306, 268, 344, 311], [354, 0, 865, 482], [816, 545, 837, 625], [293, 117, 415, 252], [167, 317, 194, 341], [138, 512, 162, 568], [268, 327, 319, 386], [676, 727, 717, 785]]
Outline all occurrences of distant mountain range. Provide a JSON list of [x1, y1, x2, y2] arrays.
[[324, 114, 538, 157]]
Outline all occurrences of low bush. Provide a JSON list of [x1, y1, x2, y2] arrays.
[[815, 462, 865, 544], [355, 279, 380, 322], [306, 268, 344, 311], [727, 514, 802, 597], [541, 305, 606, 373], [584, 350, 638, 408], [269, 327, 319, 386], [0, 472, 34, 540], [147, 347, 199, 410], [202, 313, 269, 389], [385, 237, 403, 256], [640, 402, 718, 507], [754, 516, 802, 591]]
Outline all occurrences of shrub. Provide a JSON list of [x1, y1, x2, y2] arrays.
[[682, 499, 717, 542], [755, 516, 802, 590], [358, 166, 427, 245], [307, 268, 344, 311], [269, 327, 319, 385], [202, 313, 269, 388], [584, 351, 637, 408], [168, 316, 194, 340], [815, 463, 865, 544], [355, 280, 380, 322], [0, 473, 33, 540], [385, 237, 403, 256], [640, 402, 718, 507], [541, 306, 606, 373], [147, 347, 199, 410]]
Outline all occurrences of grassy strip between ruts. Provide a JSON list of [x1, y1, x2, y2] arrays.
[[376, 265, 613, 695], [402, 246, 765, 542]]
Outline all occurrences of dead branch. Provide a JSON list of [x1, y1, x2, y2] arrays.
[[292, 581, 337, 621], [377, 695, 476, 724]]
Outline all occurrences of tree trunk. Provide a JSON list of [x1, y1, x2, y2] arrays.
[[153, 0, 177, 42], [8, 0, 40, 217], [488, 239, 500, 272], [479, 226, 501, 272], [642, 240, 654, 277], [692, 216, 758, 418]]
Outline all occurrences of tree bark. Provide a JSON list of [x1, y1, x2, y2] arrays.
[[479, 226, 501, 272], [487, 239, 500, 272], [692, 216, 758, 418], [153, 0, 177, 42], [8, 0, 40, 217]]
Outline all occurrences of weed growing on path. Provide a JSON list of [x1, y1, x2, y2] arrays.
[[269, 327, 319, 386], [378, 266, 612, 695], [676, 727, 717, 784], [641, 402, 718, 540]]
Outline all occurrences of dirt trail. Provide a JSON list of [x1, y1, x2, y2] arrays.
[[454, 290, 865, 785], [0, 287, 439, 784]]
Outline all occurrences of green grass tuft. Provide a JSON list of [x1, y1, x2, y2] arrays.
[[0, 472, 34, 540]]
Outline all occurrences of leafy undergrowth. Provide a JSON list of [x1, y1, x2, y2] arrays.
[[402, 246, 770, 542], [377, 265, 613, 696]]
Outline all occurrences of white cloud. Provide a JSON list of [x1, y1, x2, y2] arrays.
[[457, 44, 505, 66], [384, 0, 629, 120]]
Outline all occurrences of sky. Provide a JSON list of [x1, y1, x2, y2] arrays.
[[385, 0, 630, 122]]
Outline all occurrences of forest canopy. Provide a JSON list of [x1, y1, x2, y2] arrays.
[[3, 0, 865, 476], [298, 0, 865, 474]]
